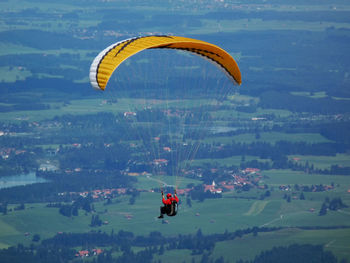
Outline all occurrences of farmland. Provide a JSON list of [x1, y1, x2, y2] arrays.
[[1, 0, 350, 262]]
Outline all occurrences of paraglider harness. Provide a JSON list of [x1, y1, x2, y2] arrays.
[[165, 200, 178, 217], [159, 191, 178, 218]]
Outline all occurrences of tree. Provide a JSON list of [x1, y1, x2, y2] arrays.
[[32, 234, 40, 242], [186, 196, 192, 207], [196, 229, 203, 239], [158, 244, 164, 255], [286, 195, 291, 203], [72, 205, 78, 216], [215, 256, 225, 263], [129, 196, 136, 205], [329, 197, 348, 211], [255, 132, 261, 140], [90, 215, 102, 227], [0, 203, 7, 215], [319, 202, 328, 216]]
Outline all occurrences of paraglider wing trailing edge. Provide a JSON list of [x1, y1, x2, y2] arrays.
[[89, 35, 242, 91]]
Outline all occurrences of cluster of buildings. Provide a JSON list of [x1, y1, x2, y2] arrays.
[[279, 184, 334, 192], [0, 147, 26, 159], [202, 167, 263, 194], [76, 248, 103, 258], [58, 188, 128, 199], [57, 164, 341, 202]]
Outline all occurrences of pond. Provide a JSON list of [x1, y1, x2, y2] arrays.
[[0, 172, 47, 189]]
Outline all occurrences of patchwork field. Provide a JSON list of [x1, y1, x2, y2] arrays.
[[1, 188, 350, 260]]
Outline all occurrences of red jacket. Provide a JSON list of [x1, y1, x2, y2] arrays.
[[162, 195, 179, 205]]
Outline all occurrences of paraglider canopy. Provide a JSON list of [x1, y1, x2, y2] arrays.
[[89, 35, 242, 194], [89, 35, 241, 91]]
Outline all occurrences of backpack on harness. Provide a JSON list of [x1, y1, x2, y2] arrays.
[[166, 200, 178, 216]]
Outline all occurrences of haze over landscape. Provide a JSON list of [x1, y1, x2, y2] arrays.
[[0, 0, 350, 262]]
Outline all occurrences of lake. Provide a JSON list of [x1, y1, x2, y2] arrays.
[[0, 172, 47, 189]]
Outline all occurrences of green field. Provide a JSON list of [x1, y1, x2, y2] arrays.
[[211, 228, 350, 263], [0, 97, 234, 122], [1, 190, 350, 260], [0, 66, 32, 82], [262, 169, 350, 192], [288, 154, 350, 170], [190, 18, 350, 34], [190, 155, 271, 167], [230, 132, 332, 144]]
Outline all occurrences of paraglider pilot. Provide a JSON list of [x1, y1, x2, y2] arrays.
[[158, 190, 179, 218]]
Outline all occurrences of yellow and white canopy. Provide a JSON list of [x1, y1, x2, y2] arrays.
[[89, 35, 242, 91]]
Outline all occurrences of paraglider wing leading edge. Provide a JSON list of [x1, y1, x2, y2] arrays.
[[89, 35, 242, 91]]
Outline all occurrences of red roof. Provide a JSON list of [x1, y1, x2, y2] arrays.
[[93, 248, 103, 255], [77, 250, 89, 257]]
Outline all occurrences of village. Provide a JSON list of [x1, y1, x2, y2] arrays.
[[56, 167, 264, 200]]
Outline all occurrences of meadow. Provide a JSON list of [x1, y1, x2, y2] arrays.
[[1, 180, 350, 261], [288, 154, 350, 170]]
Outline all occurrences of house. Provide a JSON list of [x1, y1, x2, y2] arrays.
[[124, 111, 136, 117], [76, 249, 103, 257], [92, 249, 103, 255], [243, 168, 260, 174], [76, 250, 89, 257], [204, 181, 222, 194], [128, 172, 140, 176], [220, 181, 235, 190], [116, 188, 127, 194], [153, 159, 168, 165], [163, 147, 171, 152], [176, 188, 192, 195], [251, 117, 266, 121]]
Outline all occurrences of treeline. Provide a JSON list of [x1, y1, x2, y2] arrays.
[[0, 29, 97, 50], [259, 91, 350, 114], [205, 10, 350, 23], [239, 244, 342, 263], [41, 227, 276, 251], [47, 195, 94, 217], [57, 142, 131, 171], [195, 140, 346, 162], [0, 103, 49, 112], [0, 76, 88, 95], [242, 157, 350, 176], [0, 244, 76, 263], [41, 227, 282, 252], [96, 13, 202, 32], [213, 120, 350, 146], [0, 150, 40, 177], [0, 242, 343, 263], [320, 122, 350, 144], [319, 197, 348, 216]]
